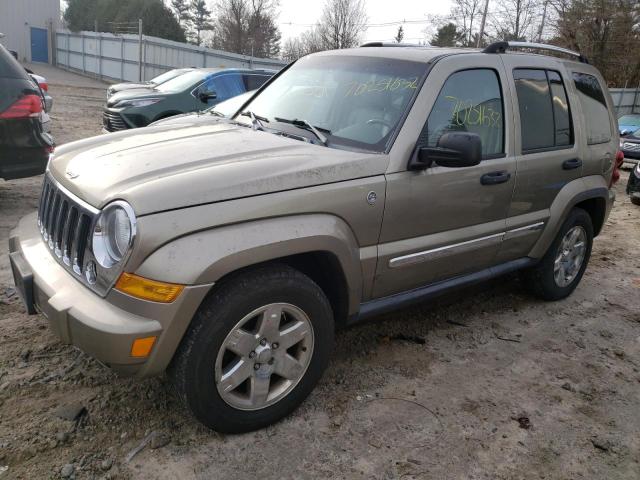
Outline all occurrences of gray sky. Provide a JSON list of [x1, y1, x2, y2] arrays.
[[277, 0, 453, 44]]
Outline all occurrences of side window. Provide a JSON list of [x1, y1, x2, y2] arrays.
[[200, 74, 246, 104], [572, 72, 612, 145], [514, 69, 574, 152], [424, 69, 504, 158], [244, 74, 271, 91]]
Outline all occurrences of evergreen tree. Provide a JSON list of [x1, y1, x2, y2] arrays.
[[190, 0, 214, 46]]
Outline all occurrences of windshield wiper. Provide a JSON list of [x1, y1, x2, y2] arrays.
[[240, 111, 269, 130], [274, 117, 330, 146]]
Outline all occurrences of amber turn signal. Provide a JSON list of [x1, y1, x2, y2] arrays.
[[115, 272, 184, 303], [131, 336, 157, 358]]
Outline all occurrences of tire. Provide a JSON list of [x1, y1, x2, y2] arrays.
[[169, 264, 334, 433], [521, 208, 593, 301], [631, 196, 640, 206]]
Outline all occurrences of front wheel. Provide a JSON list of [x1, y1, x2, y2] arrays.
[[521, 208, 593, 301], [169, 264, 334, 433]]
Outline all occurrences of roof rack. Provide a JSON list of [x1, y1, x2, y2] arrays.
[[483, 41, 589, 64], [360, 42, 424, 48]]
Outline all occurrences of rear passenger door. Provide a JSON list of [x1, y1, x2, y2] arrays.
[[496, 57, 581, 262]]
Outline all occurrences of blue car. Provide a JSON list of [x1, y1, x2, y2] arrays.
[[618, 114, 640, 135]]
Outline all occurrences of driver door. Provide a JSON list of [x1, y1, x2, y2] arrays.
[[372, 56, 516, 298]]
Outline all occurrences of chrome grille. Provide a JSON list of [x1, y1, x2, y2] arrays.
[[102, 110, 128, 132], [38, 174, 98, 279], [623, 142, 640, 152]]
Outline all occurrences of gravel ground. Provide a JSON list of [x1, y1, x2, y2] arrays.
[[1, 66, 639, 480]]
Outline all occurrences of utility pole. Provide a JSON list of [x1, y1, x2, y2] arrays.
[[138, 18, 143, 81], [477, 0, 490, 47], [537, 0, 548, 43]]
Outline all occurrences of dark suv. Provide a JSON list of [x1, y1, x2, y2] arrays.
[[102, 68, 274, 132], [0, 44, 53, 180]]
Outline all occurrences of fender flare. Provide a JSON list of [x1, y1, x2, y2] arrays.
[[529, 175, 610, 258], [135, 213, 364, 314]]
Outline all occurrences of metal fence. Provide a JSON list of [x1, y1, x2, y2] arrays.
[[610, 88, 640, 116], [55, 29, 287, 82]]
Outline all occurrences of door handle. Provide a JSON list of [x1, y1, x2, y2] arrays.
[[481, 171, 511, 185], [562, 158, 582, 170]]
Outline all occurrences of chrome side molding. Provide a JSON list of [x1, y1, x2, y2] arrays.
[[389, 222, 545, 268]]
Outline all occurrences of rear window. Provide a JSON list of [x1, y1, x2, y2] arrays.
[[243, 74, 271, 91], [0, 45, 28, 79], [572, 72, 612, 145]]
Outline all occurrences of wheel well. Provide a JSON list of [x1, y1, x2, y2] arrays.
[[208, 252, 350, 328], [574, 197, 606, 236]]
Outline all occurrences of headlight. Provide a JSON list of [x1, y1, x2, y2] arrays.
[[92, 201, 136, 268], [114, 98, 163, 108]]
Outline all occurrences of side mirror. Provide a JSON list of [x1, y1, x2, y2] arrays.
[[409, 132, 483, 170], [199, 90, 217, 102]]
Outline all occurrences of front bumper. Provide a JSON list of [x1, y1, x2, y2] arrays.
[[9, 212, 211, 377]]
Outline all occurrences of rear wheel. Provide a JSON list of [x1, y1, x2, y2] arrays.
[[631, 196, 640, 206], [521, 208, 593, 301], [169, 264, 334, 433]]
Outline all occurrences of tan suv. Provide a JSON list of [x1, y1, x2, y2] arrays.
[[9, 41, 622, 432]]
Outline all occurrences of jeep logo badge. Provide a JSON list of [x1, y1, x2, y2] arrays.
[[366, 191, 377, 205]]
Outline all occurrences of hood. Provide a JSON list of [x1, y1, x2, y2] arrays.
[[149, 111, 220, 127], [109, 82, 149, 93], [619, 125, 639, 136], [49, 122, 388, 215], [107, 87, 162, 107]]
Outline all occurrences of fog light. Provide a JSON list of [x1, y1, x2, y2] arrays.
[[115, 273, 184, 303], [131, 336, 157, 358]]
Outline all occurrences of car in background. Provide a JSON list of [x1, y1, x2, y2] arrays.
[[619, 127, 640, 166], [149, 89, 255, 127], [107, 67, 196, 98], [102, 68, 274, 132], [617, 114, 640, 135], [626, 162, 640, 205], [0, 44, 53, 180], [28, 72, 53, 133]]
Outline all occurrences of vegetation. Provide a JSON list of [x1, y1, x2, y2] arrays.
[[64, 0, 186, 42]]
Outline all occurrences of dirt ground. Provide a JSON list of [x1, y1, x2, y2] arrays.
[[1, 65, 639, 480]]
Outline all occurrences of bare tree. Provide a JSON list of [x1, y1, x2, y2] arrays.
[[450, 0, 484, 46], [317, 0, 368, 50], [490, 0, 542, 41], [211, 0, 281, 57]]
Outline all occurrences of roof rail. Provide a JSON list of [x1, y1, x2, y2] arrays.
[[483, 41, 589, 63], [360, 42, 424, 48]]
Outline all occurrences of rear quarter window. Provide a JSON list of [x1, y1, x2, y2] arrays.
[[572, 72, 612, 145]]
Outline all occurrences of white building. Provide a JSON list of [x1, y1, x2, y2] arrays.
[[0, 0, 60, 63]]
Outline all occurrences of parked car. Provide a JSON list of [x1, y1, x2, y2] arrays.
[[617, 113, 640, 135], [102, 68, 274, 132], [0, 44, 53, 180], [28, 72, 53, 133], [149, 89, 256, 127], [619, 127, 640, 166], [107, 68, 196, 99], [10, 42, 621, 433], [626, 162, 640, 205]]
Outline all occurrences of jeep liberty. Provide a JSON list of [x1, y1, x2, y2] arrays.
[[9, 41, 622, 432]]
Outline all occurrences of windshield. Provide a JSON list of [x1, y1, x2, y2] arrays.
[[151, 69, 189, 85], [618, 115, 640, 126], [155, 70, 210, 93], [235, 55, 428, 152], [210, 90, 255, 117]]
